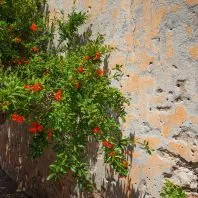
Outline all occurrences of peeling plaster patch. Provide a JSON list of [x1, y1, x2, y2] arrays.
[[186, 0, 198, 5], [189, 44, 198, 60], [166, 31, 174, 58]]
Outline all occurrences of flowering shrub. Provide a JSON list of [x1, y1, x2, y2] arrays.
[[0, 0, 152, 191]]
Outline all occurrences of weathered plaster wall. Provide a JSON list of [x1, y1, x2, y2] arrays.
[[51, 0, 198, 197], [0, 0, 198, 197]]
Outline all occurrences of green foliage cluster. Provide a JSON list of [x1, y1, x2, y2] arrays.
[[0, 0, 152, 191], [0, 0, 50, 67], [160, 180, 187, 198]]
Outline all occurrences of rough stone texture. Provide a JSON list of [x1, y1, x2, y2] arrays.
[[0, 0, 198, 197]]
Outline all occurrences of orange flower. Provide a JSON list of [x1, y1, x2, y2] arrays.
[[24, 84, 43, 92], [47, 129, 53, 139], [75, 83, 81, 89], [95, 51, 101, 60], [109, 152, 115, 157], [77, 66, 84, 73], [103, 140, 114, 149], [30, 23, 37, 32], [97, 69, 103, 76], [32, 47, 38, 52], [24, 85, 30, 89], [31, 84, 43, 92], [84, 55, 89, 60], [29, 122, 43, 134], [54, 90, 62, 101], [123, 161, 129, 168], [15, 37, 21, 44], [11, 113, 24, 123], [18, 59, 23, 65], [92, 126, 101, 134]]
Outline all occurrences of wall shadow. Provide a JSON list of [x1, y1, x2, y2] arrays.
[[78, 133, 145, 198]]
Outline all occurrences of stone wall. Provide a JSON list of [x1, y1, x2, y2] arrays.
[[0, 0, 198, 197]]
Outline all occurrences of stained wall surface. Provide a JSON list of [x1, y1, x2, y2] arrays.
[[0, 0, 198, 198]]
